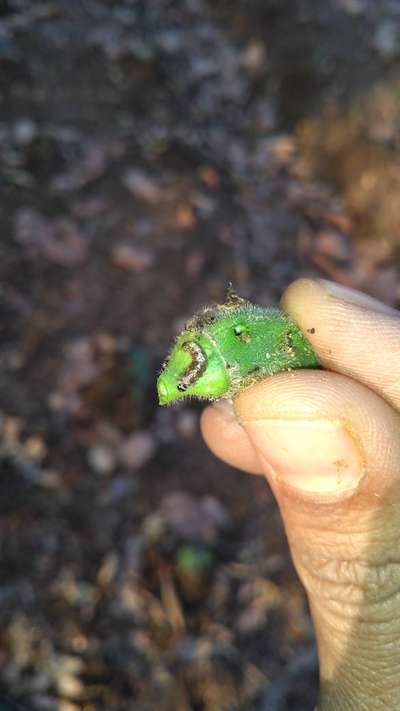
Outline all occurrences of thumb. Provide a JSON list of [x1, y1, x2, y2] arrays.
[[233, 370, 400, 708]]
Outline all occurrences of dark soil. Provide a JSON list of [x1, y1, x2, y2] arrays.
[[1, 1, 400, 709]]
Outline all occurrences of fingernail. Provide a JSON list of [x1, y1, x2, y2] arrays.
[[318, 279, 398, 316], [243, 419, 364, 496]]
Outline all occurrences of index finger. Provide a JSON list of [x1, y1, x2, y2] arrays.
[[281, 279, 400, 412]]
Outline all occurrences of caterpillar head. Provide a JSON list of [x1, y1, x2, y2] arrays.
[[157, 333, 230, 405]]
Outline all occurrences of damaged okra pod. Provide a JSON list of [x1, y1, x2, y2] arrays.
[[157, 289, 319, 405]]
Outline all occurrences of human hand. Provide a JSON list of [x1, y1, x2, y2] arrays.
[[201, 278, 400, 710]]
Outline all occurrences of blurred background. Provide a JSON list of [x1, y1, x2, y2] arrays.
[[1, 0, 400, 709]]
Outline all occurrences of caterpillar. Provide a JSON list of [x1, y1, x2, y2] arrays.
[[157, 288, 319, 405]]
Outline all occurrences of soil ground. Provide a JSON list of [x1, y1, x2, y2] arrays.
[[1, 1, 400, 709]]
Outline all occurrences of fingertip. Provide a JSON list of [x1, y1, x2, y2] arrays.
[[280, 278, 400, 411], [280, 278, 326, 339], [200, 404, 263, 475]]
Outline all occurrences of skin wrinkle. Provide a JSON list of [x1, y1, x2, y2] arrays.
[[350, 640, 400, 661], [345, 668, 399, 693], [290, 542, 400, 576], [284, 491, 400, 541], [286, 509, 400, 548], [282, 502, 387, 539], [315, 615, 400, 658], [289, 548, 400, 629], [318, 632, 400, 678], [295, 557, 400, 594], [289, 542, 400, 604], [314, 613, 400, 674], [313, 588, 400, 624]]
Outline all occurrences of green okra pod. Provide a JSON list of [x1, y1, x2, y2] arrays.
[[157, 289, 319, 405]]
